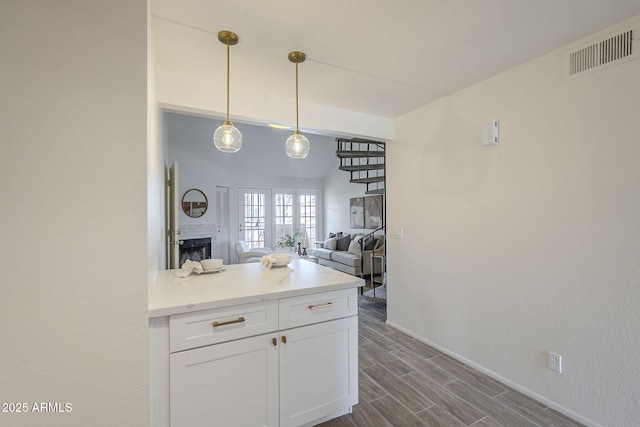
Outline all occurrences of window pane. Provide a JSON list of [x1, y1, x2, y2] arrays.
[[243, 192, 266, 248], [275, 193, 294, 248], [299, 194, 317, 248]]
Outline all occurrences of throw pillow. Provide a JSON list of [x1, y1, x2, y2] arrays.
[[364, 236, 378, 251], [347, 239, 361, 256], [323, 237, 337, 250], [336, 234, 351, 251]]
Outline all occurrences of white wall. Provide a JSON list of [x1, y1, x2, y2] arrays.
[[323, 165, 379, 238], [148, 1, 166, 277], [387, 18, 640, 426], [0, 2, 149, 426]]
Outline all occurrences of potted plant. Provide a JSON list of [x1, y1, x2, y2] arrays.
[[277, 229, 301, 251]]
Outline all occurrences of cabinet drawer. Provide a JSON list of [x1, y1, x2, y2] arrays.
[[279, 288, 357, 330], [170, 300, 278, 352]]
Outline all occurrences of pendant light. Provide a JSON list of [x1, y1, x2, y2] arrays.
[[213, 31, 242, 153], [285, 51, 310, 159]]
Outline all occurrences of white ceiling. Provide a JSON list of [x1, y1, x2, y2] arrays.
[[152, 0, 640, 119]]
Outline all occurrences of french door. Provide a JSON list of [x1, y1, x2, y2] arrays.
[[238, 188, 272, 248], [238, 188, 319, 250]]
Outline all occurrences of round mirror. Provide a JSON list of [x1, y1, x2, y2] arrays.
[[182, 189, 208, 218]]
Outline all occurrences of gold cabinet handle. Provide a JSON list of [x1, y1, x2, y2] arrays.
[[212, 316, 246, 327], [308, 302, 333, 310], [281, 335, 287, 344], [272, 337, 277, 346]]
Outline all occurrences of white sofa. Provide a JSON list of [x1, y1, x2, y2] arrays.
[[308, 233, 384, 276]]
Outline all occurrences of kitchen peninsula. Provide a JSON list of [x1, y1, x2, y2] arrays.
[[149, 259, 364, 427]]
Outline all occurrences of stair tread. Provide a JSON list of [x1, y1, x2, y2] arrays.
[[365, 188, 385, 195], [351, 176, 385, 184], [339, 164, 385, 171], [336, 150, 385, 158]]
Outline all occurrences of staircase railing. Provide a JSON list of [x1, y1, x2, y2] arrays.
[[357, 226, 385, 280]]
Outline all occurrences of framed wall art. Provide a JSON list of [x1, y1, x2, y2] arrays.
[[349, 197, 365, 229], [364, 195, 383, 229]]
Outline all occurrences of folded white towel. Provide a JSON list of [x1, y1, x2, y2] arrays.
[[178, 259, 204, 277], [260, 255, 277, 270]]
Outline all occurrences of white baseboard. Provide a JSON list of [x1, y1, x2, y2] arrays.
[[384, 320, 600, 427]]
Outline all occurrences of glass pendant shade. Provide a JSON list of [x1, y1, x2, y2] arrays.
[[213, 121, 242, 153], [214, 31, 241, 153], [285, 131, 310, 159]]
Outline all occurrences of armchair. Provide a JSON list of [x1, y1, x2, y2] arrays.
[[235, 241, 272, 263]]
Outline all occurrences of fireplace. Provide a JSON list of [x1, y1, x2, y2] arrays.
[[179, 238, 212, 266]]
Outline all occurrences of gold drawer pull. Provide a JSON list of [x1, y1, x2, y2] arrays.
[[212, 316, 246, 327], [308, 302, 333, 310]]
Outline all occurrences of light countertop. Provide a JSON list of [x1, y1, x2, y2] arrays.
[[149, 259, 364, 318]]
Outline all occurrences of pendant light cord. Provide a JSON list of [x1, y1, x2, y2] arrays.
[[295, 60, 299, 132], [226, 42, 230, 123]]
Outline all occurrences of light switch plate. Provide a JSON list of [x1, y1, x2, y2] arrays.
[[483, 120, 499, 146], [393, 226, 403, 239]]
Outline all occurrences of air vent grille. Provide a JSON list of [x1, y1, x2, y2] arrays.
[[564, 24, 638, 79]]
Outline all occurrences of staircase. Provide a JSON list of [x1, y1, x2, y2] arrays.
[[336, 137, 385, 195], [336, 137, 387, 291]]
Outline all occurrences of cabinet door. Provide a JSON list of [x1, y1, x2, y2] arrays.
[[279, 316, 358, 427], [170, 334, 278, 427]]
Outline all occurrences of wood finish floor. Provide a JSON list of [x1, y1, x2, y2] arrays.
[[318, 297, 585, 427]]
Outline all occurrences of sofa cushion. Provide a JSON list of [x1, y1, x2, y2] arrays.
[[336, 234, 351, 251], [330, 250, 360, 268], [323, 237, 337, 250], [364, 236, 378, 250], [312, 248, 334, 261], [347, 239, 361, 256]]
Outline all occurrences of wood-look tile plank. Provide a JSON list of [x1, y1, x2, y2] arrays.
[[359, 312, 397, 335], [314, 414, 355, 427], [359, 324, 402, 352], [363, 363, 435, 413], [470, 416, 504, 426], [369, 395, 427, 427], [546, 408, 588, 427], [358, 343, 379, 369], [402, 371, 485, 425], [495, 390, 586, 427], [358, 368, 388, 403], [385, 329, 441, 359], [348, 400, 392, 427], [416, 404, 467, 427], [392, 348, 457, 385], [428, 355, 507, 397], [445, 380, 539, 427], [358, 303, 387, 323], [358, 341, 414, 376]]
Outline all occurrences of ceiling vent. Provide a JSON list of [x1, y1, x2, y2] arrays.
[[564, 23, 639, 80]]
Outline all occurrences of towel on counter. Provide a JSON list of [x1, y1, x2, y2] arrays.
[[178, 259, 204, 277], [260, 255, 277, 270]]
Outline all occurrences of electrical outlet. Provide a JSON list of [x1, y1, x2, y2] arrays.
[[548, 352, 562, 373]]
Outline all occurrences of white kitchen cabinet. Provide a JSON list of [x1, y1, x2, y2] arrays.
[[279, 316, 358, 427], [157, 287, 359, 427], [170, 333, 279, 427]]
